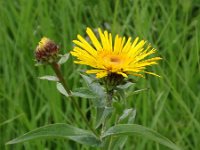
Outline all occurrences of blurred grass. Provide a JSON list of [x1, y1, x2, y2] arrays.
[[0, 0, 200, 149]]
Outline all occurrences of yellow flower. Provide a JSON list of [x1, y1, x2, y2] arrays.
[[71, 28, 161, 78], [35, 37, 59, 63]]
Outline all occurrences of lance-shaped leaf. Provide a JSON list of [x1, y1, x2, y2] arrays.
[[80, 74, 106, 107], [102, 124, 181, 150], [80, 74, 105, 97], [118, 108, 136, 123], [111, 109, 136, 149], [39, 76, 59, 82], [56, 82, 69, 97], [7, 123, 101, 147], [71, 87, 97, 99], [95, 107, 113, 129], [116, 81, 135, 90], [58, 53, 70, 65]]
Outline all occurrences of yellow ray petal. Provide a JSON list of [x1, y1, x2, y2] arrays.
[[120, 37, 126, 52], [130, 73, 145, 78], [133, 48, 156, 63], [114, 35, 122, 54], [71, 48, 97, 66], [86, 69, 104, 74], [123, 68, 143, 73], [103, 30, 111, 52], [131, 37, 139, 48], [109, 33, 113, 51], [86, 27, 102, 50], [73, 38, 97, 57], [128, 40, 146, 57], [144, 71, 161, 77], [117, 72, 128, 78], [122, 37, 132, 53], [133, 57, 162, 68], [98, 28, 108, 52], [96, 71, 108, 78]]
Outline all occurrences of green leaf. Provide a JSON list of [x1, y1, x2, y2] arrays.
[[127, 88, 149, 98], [110, 136, 128, 150], [56, 82, 69, 97], [127, 109, 136, 123], [39, 76, 59, 82], [102, 124, 181, 150], [71, 87, 97, 99], [116, 81, 135, 90], [132, 88, 148, 94], [111, 109, 136, 149], [7, 123, 101, 147], [95, 107, 113, 129], [58, 53, 70, 65], [80, 74, 105, 97], [80, 74, 106, 107], [118, 109, 136, 124]]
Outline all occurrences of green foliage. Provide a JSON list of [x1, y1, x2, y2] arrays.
[[80, 74, 106, 106], [118, 108, 136, 124], [39, 76, 59, 81], [58, 53, 70, 65], [56, 82, 69, 97], [102, 124, 181, 150], [72, 87, 98, 99], [6, 122, 180, 150], [95, 107, 113, 129], [7, 123, 101, 147], [1, 0, 200, 149]]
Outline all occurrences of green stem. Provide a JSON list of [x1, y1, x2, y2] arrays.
[[106, 89, 114, 107], [102, 89, 114, 149], [107, 91, 113, 149], [51, 62, 98, 137]]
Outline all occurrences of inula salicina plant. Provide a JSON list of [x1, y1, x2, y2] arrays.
[[7, 28, 181, 150]]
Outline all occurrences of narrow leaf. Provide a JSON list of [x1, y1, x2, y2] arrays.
[[80, 74, 105, 97], [56, 82, 69, 97], [110, 136, 128, 150], [7, 123, 101, 147], [117, 82, 135, 89], [133, 88, 148, 94], [118, 109, 136, 123], [80, 74, 106, 107], [102, 124, 181, 150], [71, 88, 97, 99], [39, 76, 59, 82], [95, 107, 113, 129], [127, 88, 149, 98], [58, 53, 70, 65], [127, 109, 136, 123]]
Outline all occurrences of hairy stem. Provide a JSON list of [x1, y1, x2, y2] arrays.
[[102, 89, 114, 149]]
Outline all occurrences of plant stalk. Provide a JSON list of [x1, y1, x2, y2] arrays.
[[102, 89, 114, 149], [51, 62, 98, 137]]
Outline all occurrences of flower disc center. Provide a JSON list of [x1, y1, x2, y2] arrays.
[[110, 57, 120, 63]]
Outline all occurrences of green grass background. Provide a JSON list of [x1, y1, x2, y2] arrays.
[[0, 0, 200, 149]]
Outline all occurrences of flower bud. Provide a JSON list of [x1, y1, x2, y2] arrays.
[[35, 37, 59, 63]]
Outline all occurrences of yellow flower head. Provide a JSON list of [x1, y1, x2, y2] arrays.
[[71, 28, 161, 78], [35, 37, 59, 63]]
